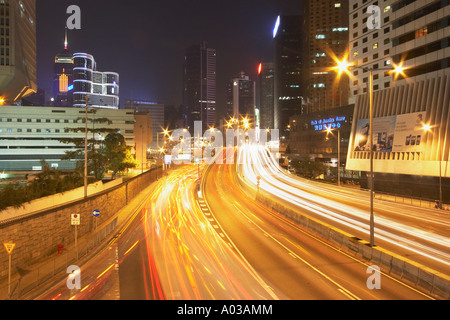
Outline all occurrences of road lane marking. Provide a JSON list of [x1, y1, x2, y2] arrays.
[[259, 199, 437, 300], [200, 166, 280, 300], [236, 206, 362, 300], [283, 236, 311, 256]]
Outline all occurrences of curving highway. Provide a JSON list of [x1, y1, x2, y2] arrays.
[[236, 144, 450, 277]]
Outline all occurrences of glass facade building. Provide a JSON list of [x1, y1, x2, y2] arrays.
[[182, 41, 216, 132], [273, 15, 304, 139], [258, 62, 275, 130], [72, 53, 119, 109], [53, 29, 73, 107], [226, 72, 256, 125], [0, 0, 37, 104]]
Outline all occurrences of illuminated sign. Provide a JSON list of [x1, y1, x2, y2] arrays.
[[311, 116, 346, 131], [273, 16, 280, 38], [258, 63, 262, 75], [67, 84, 74, 91]]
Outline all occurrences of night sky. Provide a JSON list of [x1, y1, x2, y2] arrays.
[[36, 0, 303, 111]]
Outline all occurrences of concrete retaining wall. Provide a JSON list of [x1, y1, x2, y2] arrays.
[[0, 168, 162, 280], [0, 178, 124, 224]]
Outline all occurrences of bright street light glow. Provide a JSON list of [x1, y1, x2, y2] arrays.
[[389, 62, 406, 80], [333, 58, 353, 76]]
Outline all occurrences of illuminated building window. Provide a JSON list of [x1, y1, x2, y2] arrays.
[[59, 74, 68, 93], [415, 26, 428, 38]]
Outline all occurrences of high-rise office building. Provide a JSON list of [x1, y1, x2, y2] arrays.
[[182, 41, 216, 132], [273, 15, 304, 139], [53, 28, 73, 107], [0, 0, 37, 104], [349, 0, 395, 101], [349, 0, 450, 99], [72, 53, 119, 109], [258, 62, 275, 130], [226, 72, 256, 126], [303, 0, 350, 112], [346, 0, 450, 199]]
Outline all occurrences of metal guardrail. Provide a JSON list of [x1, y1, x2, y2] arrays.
[[372, 190, 449, 210]]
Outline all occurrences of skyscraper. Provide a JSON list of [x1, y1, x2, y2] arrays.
[[53, 28, 73, 107], [273, 15, 304, 139], [226, 72, 256, 126], [183, 41, 216, 132], [0, 0, 37, 104], [349, 0, 450, 98], [345, 0, 450, 199], [303, 0, 350, 112], [258, 62, 275, 130]]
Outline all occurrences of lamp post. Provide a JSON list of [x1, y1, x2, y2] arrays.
[[157, 129, 171, 171], [84, 95, 89, 199], [326, 126, 341, 186], [140, 125, 144, 174], [423, 124, 443, 209], [333, 59, 406, 247]]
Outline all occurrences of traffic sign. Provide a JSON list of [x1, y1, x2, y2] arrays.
[[92, 209, 100, 217], [71, 214, 80, 225], [3, 242, 16, 255]]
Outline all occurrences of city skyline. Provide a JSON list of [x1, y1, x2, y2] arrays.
[[1, 0, 450, 305], [36, 0, 302, 110]]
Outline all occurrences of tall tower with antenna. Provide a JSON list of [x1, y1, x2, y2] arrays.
[[53, 27, 74, 107]]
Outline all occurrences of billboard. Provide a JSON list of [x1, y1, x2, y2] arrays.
[[392, 112, 426, 152], [354, 112, 426, 153]]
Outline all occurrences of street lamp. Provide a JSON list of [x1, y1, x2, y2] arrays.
[[332, 57, 406, 247], [326, 127, 341, 186], [422, 124, 443, 209], [140, 125, 144, 174], [157, 128, 171, 170]]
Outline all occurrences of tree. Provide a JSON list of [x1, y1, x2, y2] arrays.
[[289, 157, 327, 180], [0, 160, 86, 211], [59, 109, 118, 180], [102, 133, 139, 177], [0, 182, 29, 210]]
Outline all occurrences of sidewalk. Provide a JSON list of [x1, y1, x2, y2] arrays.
[[0, 172, 163, 300]]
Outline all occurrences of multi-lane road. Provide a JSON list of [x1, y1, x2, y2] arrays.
[[237, 145, 450, 276], [202, 158, 434, 299], [34, 145, 447, 300], [37, 165, 280, 300]]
